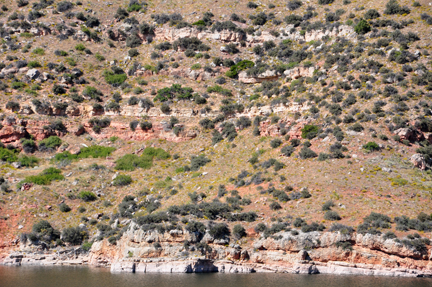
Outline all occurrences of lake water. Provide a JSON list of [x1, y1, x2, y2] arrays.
[[0, 265, 431, 287]]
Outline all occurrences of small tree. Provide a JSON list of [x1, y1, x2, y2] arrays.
[[62, 226, 87, 245], [128, 48, 139, 57], [113, 174, 132, 186], [299, 147, 317, 159], [318, 0, 334, 4], [59, 203, 71, 212], [270, 138, 282, 148], [270, 201, 282, 210], [301, 125, 319, 139], [233, 224, 247, 239], [363, 141, 380, 152], [324, 211, 341, 221], [130, 120, 139, 131], [78, 191, 97, 202], [209, 223, 230, 239], [355, 19, 371, 35]]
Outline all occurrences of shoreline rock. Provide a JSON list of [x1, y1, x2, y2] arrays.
[[3, 254, 431, 277], [3, 227, 432, 278]]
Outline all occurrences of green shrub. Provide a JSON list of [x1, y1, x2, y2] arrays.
[[325, 211, 341, 221], [299, 147, 317, 159], [66, 57, 76, 66], [354, 19, 371, 35], [19, 156, 39, 167], [207, 85, 233, 97], [39, 136, 62, 151], [31, 220, 60, 241], [20, 167, 64, 187], [53, 146, 115, 163], [226, 60, 254, 78], [383, 231, 397, 240], [52, 151, 77, 162], [78, 191, 97, 202], [75, 43, 86, 51], [199, 118, 215, 129], [55, 50, 68, 56], [128, 2, 142, 12], [21, 139, 37, 153], [301, 125, 319, 139], [349, 123, 364, 132], [301, 188, 311, 198], [140, 121, 152, 131], [209, 223, 230, 239], [11, 81, 26, 90], [103, 70, 127, 86], [28, 61, 41, 68], [318, 153, 329, 161], [113, 174, 132, 186], [0, 147, 18, 162], [281, 145, 295, 157], [191, 63, 201, 70], [318, 0, 334, 4], [128, 48, 139, 57], [83, 86, 103, 100], [142, 147, 171, 160], [95, 53, 105, 61], [126, 34, 142, 48], [270, 201, 282, 210], [335, 241, 353, 250], [175, 167, 185, 173], [20, 32, 34, 38], [78, 145, 116, 158], [59, 203, 71, 212], [190, 154, 211, 171], [154, 84, 193, 102], [115, 154, 153, 171], [81, 241, 93, 251], [384, 0, 410, 15], [322, 200, 334, 211], [233, 224, 247, 239], [32, 48, 45, 55], [363, 141, 379, 152], [270, 138, 282, 148], [106, 237, 116, 245], [364, 9, 380, 19], [32, 220, 53, 233], [6, 101, 19, 110], [62, 226, 87, 245]]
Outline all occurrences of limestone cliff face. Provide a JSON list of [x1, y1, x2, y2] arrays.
[[84, 222, 432, 276], [2, 221, 432, 277], [0, 101, 310, 145], [101, 24, 355, 46]]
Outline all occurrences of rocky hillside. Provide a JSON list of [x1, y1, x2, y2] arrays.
[[1, 0, 432, 275]]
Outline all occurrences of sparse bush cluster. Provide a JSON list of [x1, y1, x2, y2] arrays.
[[115, 147, 170, 171]]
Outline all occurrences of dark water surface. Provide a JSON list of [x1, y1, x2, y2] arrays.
[[0, 265, 431, 287]]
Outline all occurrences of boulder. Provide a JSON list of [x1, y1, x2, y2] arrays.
[[3, 67, 18, 75], [238, 70, 280, 84], [65, 105, 81, 116], [394, 127, 424, 143], [19, 105, 34, 115], [410, 153, 427, 170], [26, 69, 40, 80], [284, 66, 315, 80]]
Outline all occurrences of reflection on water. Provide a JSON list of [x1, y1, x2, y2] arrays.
[[0, 265, 431, 287]]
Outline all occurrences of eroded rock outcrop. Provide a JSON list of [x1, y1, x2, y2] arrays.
[[3, 221, 432, 277], [410, 153, 427, 170], [284, 66, 315, 80], [238, 70, 280, 84], [83, 222, 432, 276]]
